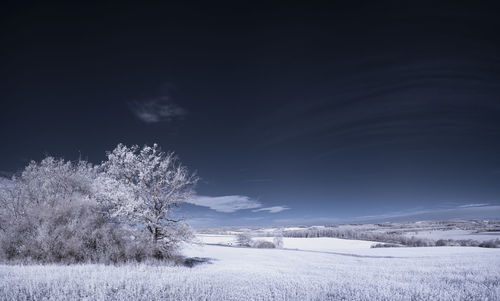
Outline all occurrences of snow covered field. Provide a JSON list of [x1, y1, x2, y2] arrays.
[[402, 229, 500, 241], [2, 240, 500, 300], [197, 234, 377, 251]]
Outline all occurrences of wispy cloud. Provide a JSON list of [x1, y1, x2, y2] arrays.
[[253, 206, 290, 213], [243, 216, 265, 221], [351, 204, 500, 222], [273, 216, 341, 225], [187, 195, 262, 213], [458, 203, 489, 208], [243, 178, 273, 183], [184, 217, 217, 227], [130, 96, 186, 123]]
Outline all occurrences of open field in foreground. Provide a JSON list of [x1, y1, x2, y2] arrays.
[[1, 241, 500, 301]]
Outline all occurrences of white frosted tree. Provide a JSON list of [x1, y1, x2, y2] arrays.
[[15, 157, 95, 208], [236, 232, 252, 247], [273, 235, 284, 248], [99, 143, 198, 257], [0, 157, 112, 262]]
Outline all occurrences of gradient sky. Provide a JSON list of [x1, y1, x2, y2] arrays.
[[2, 1, 500, 226]]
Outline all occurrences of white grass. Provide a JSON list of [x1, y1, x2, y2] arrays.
[[1, 242, 500, 300]]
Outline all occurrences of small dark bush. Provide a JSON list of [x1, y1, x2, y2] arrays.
[[479, 239, 500, 248], [252, 240, 275, 248], [236, 233, 252, 247], [371, 243, 402, 248]]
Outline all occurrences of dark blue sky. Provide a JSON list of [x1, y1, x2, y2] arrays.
[[1, 1, 500, 225]]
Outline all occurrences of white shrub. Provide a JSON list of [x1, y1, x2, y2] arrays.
[[273, 236, 284, 248], [236, 233, 252, 247], [0, 144, 198, 263]]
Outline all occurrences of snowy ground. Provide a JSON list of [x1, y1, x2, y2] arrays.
[[197, 220, 500, 245], [197, 234, 377, 251], [402, 229, 500, 241], [2, 239, 500, 300]]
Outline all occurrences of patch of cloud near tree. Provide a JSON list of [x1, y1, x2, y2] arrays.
[[188, 195, 262, 213], [253, 206, 290, 213], [187, 196, 290, 214], [130, 96, 186, 123]]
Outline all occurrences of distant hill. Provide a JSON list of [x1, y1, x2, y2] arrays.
[[356, 205, 500, 223]]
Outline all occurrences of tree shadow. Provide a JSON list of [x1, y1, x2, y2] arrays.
[[181, 257, 213, 268]]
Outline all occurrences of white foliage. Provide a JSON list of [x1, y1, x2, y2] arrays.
[[0, 143, 197, 263], [273, 236, 284, 248], [236, 232, 253, 247], [99, 144, 198, 255]]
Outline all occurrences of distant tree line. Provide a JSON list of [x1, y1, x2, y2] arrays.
[[266, 228, 500, 248], [0, 144, 197, 263]]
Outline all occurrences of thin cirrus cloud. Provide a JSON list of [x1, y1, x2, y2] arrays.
[[130, 96, 186, 123], [458, 203, 489, 208], [187, 195, 262, 213], [186, 195, 291, 214], [243, 178, 273, 183], [253, 206, 290, 213], [351, 204, 500, 222]]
